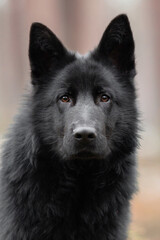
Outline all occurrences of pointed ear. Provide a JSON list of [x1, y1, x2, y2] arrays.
[[29, 23, 71, 85], [94, 14, 135, 73]]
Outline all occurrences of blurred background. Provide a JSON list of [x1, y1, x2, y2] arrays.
[[0, 0, 160, 239]]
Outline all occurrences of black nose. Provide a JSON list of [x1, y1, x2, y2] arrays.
[[73, 127, 96, 141]]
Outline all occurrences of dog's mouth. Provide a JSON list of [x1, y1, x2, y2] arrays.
[[71, 151, 103, 160]]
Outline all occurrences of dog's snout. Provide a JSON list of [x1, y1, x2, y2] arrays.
[[73, 127, 96, 141]]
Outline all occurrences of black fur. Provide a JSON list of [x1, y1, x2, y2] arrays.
[[0, 14, 139, 240]]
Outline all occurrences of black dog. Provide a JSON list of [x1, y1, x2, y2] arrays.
[[0, 14, 139, 240]]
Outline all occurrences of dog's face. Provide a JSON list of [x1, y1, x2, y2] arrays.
[[29, 15, 138, 160]]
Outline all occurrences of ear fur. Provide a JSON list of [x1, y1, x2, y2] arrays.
[[29, 23, 73, 85], [94, 14, 135, 73]]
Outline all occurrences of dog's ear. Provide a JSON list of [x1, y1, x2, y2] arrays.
[[94, 14, 135, 73], [29, 23, 73, 85]]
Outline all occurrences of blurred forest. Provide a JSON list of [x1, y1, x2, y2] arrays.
[[0, 0, 160, 239]]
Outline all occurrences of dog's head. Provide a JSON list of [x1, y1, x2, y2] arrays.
[[29, 15, 138, 160]]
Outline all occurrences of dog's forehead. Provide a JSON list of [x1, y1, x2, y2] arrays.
[[51, 54, 117, 93], [67, 59, 115, 88], [62, 58, 111, 82]]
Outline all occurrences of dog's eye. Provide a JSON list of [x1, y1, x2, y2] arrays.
[[100, 94, 110, 102], [60, 95, 71, 103]]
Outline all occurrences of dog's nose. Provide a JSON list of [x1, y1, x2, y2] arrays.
[[73, 127, 96, 141]]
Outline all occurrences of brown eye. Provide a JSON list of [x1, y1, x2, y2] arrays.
[[60, 95, 70, 103], [100, 94, 110, 102]]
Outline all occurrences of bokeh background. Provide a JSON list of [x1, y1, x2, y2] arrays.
[[0, 0, 160, 239]]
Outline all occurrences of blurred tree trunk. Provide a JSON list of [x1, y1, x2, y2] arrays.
[[60, 0, 108, 54], [150, 0, 160, 123]]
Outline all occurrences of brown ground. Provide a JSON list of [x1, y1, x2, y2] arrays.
[[129, 157, 160, 240]]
